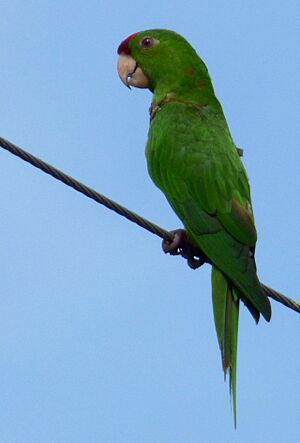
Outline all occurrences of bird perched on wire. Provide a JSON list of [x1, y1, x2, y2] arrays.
[[117, 29, 292, 426]]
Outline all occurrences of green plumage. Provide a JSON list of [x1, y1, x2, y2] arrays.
[[212, 266, 239, 427], [118, 29, 272, 426]]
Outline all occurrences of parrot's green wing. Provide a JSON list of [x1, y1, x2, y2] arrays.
[[147, 101, 270, 320]]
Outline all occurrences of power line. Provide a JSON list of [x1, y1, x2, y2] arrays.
[[0, 135, 299, 315], [0, 136, 173, 242]]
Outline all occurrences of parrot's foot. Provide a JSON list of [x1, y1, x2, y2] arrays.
[[162, 229, 207, 270]]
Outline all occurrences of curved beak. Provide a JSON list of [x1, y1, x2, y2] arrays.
[[117, 54, 149, 89]]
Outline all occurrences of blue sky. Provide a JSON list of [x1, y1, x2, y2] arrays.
[[0, 1, 299, 442]]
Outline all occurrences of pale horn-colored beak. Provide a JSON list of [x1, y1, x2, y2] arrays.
[[117, 54, 149, 89]]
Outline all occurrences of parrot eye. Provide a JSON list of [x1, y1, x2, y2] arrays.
[[139, 36, 159, 50]]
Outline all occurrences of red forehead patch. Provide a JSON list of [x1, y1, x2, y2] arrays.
[[117, 32, 138, 55]]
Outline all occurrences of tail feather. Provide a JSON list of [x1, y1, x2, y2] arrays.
[[212, 266, 239, 427], [211, 269, 300, 428], [241, 298, 260, 323]]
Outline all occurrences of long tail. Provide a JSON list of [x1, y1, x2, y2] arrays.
[[212, 266, 239, 427]]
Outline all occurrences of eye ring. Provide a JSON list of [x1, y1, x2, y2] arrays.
[[139, 36, 159, 50]]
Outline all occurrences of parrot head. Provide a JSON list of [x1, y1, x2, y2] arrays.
[[117, 29, 214, 103]]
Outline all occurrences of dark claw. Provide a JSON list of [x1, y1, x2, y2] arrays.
[[162, 229, 186, 255], [187, 256, 206, 270], [162, 229, 208, 269]]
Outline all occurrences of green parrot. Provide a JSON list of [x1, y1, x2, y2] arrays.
[[117, 29, 278, 425]]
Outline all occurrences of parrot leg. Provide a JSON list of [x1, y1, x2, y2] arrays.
[[162, 229, 207, 269]]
